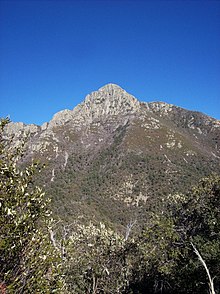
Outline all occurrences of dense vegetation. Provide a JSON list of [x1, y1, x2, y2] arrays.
[[1, 118, 219, 293], [0, 118, 64, 293], [44, 121, 220, 229]]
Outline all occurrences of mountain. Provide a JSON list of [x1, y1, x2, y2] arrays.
[[3, 84, 220, 231]]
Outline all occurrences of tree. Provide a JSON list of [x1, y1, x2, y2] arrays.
[[138, 174, 220, 293], [0, 118, 64, 293], [63, 221, 134, 293]]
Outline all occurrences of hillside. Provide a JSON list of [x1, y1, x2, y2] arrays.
[[3, 84, 220, 231]]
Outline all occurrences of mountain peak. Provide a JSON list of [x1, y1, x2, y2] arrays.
[[47, 84, 140, 129], [70, 84, 141, 125], [98, 83, 125, 92], [84, 84, 140, 114]]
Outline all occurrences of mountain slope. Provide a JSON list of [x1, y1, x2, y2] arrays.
[[4, 84, 220, 231]]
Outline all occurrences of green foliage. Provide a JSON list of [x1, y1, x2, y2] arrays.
[[0, 119, 64, 293], [138, 174, 220, 293], [1, 117, 219, 293], [63, 222, 134, 293]]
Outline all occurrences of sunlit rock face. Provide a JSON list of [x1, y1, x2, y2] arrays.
[[69, 83, 141, 127], [44, 84, 141, 130]]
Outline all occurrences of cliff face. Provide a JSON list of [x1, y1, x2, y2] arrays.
[[4, 84, 220, 229], [74, 84, 140, 119]]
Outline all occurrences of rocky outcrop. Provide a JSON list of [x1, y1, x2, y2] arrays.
[[47, 110, 74, 129], [147, 101, 174, 115], [4, 122, 39, 138], [47, 84, 141, 129], [147, 101, 220, 134], [80, 84, 141, 120]]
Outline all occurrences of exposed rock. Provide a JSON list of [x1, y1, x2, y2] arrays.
[[41, 122, 48, 131], [147, 101, 174, 115], [48, 109, 74, 129], [4, 122, 25, 135], [4, 122, 39, 135], [71, 84, 141, 125]]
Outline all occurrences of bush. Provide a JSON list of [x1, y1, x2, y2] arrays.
[[0, 118, 64, 293]]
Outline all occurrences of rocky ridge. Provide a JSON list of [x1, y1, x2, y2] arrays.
[[47, 83, 141, 129], [5, 84, 220, 135], [4, 83, 220, 166]]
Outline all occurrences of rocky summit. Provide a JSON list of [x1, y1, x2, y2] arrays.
[[4, 84, 220, 230]]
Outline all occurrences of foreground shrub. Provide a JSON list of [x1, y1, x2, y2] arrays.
[[0, 118, 64, 293]]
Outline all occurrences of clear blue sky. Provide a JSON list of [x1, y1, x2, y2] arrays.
[[0, 0, 220, 125]]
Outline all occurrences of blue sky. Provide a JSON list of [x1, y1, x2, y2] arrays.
[[0, 0, 220, 125]]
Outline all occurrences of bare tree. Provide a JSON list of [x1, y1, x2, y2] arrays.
[[125, 219, 137, 241], [191, 243, 216, 294]]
